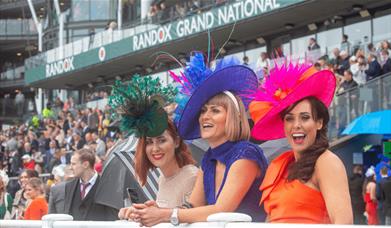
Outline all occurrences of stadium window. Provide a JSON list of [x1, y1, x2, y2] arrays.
[[373, 14, 391, 44], [317, 28, 342, 56], [6, 19, 22, 36], [282, 42, 291, 57], [245, 47, 266, 69], [291, 34, 315, 61], [90, 0, 110, 20], [0, 20, 6, 36], [343, 20, 371, 48], [71, 0, 90, 22]]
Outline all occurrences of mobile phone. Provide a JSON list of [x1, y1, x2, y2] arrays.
[[126, 187, 139, 204]]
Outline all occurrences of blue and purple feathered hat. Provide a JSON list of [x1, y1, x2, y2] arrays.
[[169, 52, 258, 140]]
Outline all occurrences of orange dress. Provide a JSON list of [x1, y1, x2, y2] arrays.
[[24, 197, 48, 220], [260, 151, 331, 223]]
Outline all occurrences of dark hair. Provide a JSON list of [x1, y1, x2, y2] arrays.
[[344, 70, 353, 76], [74, 148, 96, 168], [135, 119, 196, 186], [21, 169, 39, 178], [363, 174, 376, 196], [280, 96, 330, 182], [343, 34, 348, 40]]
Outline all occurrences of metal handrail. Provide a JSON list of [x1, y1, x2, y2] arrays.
[[328, 72, 391, 140]]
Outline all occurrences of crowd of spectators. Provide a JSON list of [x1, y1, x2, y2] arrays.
[[241, 37, 391, 137], [0, 61, 24, 75], [0, 97, 121, 204], [85, 91, 109, 103], [246, 37, 391, 94], [146, 0, 228, 24]]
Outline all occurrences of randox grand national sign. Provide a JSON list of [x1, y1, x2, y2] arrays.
[[25, 0, 304, 84], [133, 0, 291, 51]]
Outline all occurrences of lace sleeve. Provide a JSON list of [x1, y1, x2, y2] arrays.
[[231, 142, 268, 173]]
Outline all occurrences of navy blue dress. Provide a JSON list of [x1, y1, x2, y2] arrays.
[[201, 140, 268, 222]]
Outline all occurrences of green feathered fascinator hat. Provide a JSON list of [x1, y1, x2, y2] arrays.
[[108, 75, 177, 137]]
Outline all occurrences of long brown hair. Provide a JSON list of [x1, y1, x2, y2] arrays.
[[135, 119, 196, 186], [280, 96, 330, 182]]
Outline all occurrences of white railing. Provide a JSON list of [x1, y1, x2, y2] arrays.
[[0, 220, 382, 228], [85, 98, 108, 110]]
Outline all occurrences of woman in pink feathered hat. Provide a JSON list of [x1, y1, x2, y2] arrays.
[[250, 62, 352, 224]]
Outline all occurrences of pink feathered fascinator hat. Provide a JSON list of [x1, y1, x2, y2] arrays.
[[249, 62, 336, 140]]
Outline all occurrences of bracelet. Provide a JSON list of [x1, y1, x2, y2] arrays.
[[180, 201, 194, 209]]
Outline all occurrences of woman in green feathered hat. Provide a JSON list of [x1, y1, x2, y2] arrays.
[[110, 75, 199, 209]]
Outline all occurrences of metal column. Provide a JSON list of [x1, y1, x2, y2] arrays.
[[27, 0, 42, 52]]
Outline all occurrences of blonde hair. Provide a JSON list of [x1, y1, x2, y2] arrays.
[[27, 177, 45, 195], [205, 92, 250, 141]]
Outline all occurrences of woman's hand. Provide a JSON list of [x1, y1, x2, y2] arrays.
[[118, 206, 132, 220], [134, 206, 171, 227], [118, 205, 145, 221], [118, 201, 159, 221], [144, 200, 158, 207]]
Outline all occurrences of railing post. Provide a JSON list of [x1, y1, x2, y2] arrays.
[[42, 214, 73, 228], [346, 91, 351, 124]]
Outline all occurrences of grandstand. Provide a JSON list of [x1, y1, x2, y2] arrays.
[[0, 0, 390, 123]]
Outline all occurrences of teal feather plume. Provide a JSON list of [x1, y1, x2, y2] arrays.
[[108, 75, 177, 137]]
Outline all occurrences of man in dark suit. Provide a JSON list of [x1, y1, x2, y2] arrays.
[[381, 50, 391, 74], [365, 53, 382, 81], [379, 169, 391, 225], [64, 148, 118, 220], [307, 37, 320, 50], [80, 121, 90, 138], [72, 132, 85, 151], [348, 165, 365, 224]]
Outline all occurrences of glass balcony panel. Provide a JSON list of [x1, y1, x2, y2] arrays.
[[6, 19, 22, 35], [373, 15, 391, 44], [344, 20, 371, 48], [245, 46, 266, 71], [64, 43, 73, 58], [363, 79, 382, 113], [317, 28, 342, 55], [102, 30, 112, 45], [82, 37, 90, 52], [334, 91, 349, 136], [0, 20, 6, 35], [292, 34, 315, 60], [382, 74, 391, 110], [71, 0, 90, 22], [90, 0, 110, 20], [93, 33, 102, 48], [47, 49, 56, 63], [14, 66, 24, 79], [73, 40, 83, 55], [113, 30, 123, 42]]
